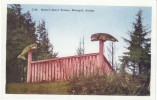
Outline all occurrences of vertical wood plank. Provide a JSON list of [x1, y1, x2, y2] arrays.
[[87, 56, 89, 76], [46, 62, 49, 81], [81, 57, 83, 76], [27, 50, 32, 83], [94, 55, 97, 75], [76, 57, 79, 77], [58, 60, 60, 80], [43, 62, 46, 81], [72, 58, 75, 78], [61, 60, 63, 80], [68, 58, 71, 79], [66, 58, 69, 79], [39, 63, 41, 82], [36, 63, 39, 82], [62, 59, 65, 80], [59, 60, 61, 80], [56, 60, 59, 80], [37, 63, 39, 82], [51, 61, 54, 80], [60, 60, 63, 80], [97, 54, 101, 75], [82, 57, 84, 77], [71, 58, 73, 78], [60, 60, 62, 80], [57, 60, 59, 80], [91, 55, 94, 75], [89, 56, 92, 76], [30, 64, 32, 82], [55, 61, 57, 80], [78, 57, 80, 77], [86, 56, 89, 76], [64, 59, 67, 80], [58, 60, 61, 80], [91, 55, 95, 75], [53, 61, 55, 80], [31, 63, 34, 82], [75, 58, 77, 77], [49, 61, 51, 81], [79, 57, 81, 76], [84, 57, 86, 76], [34, 63, 37, 82], [41, 63, 43, 82]]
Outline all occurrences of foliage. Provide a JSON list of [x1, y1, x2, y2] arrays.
[[6, 81, 68, 94], [6, 4, 57, 83], [6, 74, 150, 95], [76, 36, 85, 55], [34, 20, 58, 60], [121, 10, 151, 77], [67, 73, 150, 95], [106, 41, 118, 70], [7, 4, 36, 82]]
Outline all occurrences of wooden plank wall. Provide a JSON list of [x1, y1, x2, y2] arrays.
[[29, 53, 113, 83]]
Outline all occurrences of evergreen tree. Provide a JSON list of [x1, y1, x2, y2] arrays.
[[76, 36, 85, 55], [35, 20, 57, 60], [7, 4, 36, 82], [7, 4, 58, 83], [121, 10, 151, 77]]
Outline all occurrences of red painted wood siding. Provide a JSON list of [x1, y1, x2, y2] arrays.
[[27, 53, 114, 83]]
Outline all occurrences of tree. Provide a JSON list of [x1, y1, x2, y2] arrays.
[[7, 4, 58, 83], [76, 36, 85, 55], [7, 4, 36, 82], [106, 41, 117, 70], [35, 20, 58, 60], [121, 10, 151, 77]]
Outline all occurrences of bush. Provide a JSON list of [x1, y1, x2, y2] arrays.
[[67, 73, 150, 95]]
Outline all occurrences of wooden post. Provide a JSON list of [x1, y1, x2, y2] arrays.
[[99, 40, 104, 68], [27, 49, 32, 83]]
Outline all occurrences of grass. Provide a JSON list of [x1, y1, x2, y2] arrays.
[[6, 81, 68, 94]]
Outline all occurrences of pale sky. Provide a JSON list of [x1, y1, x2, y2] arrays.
[[21, 4, 151, 64]]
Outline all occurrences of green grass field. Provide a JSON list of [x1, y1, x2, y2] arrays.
[[6, 81, 68, 94]]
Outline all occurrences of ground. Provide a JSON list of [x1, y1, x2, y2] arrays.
[[6, 81, 68, 94]]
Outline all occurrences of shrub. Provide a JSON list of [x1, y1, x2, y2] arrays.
[[67, 73, 150, 95]]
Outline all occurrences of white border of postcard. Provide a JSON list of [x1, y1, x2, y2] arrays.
[[0, 0, 156, 100]]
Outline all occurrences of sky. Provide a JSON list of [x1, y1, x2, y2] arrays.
[[21, 4, 151, 64]]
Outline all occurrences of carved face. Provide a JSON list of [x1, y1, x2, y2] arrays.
[[91, 33, 118, 42], [30, 43, 37, 50], [91, 34, 99, 41]]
